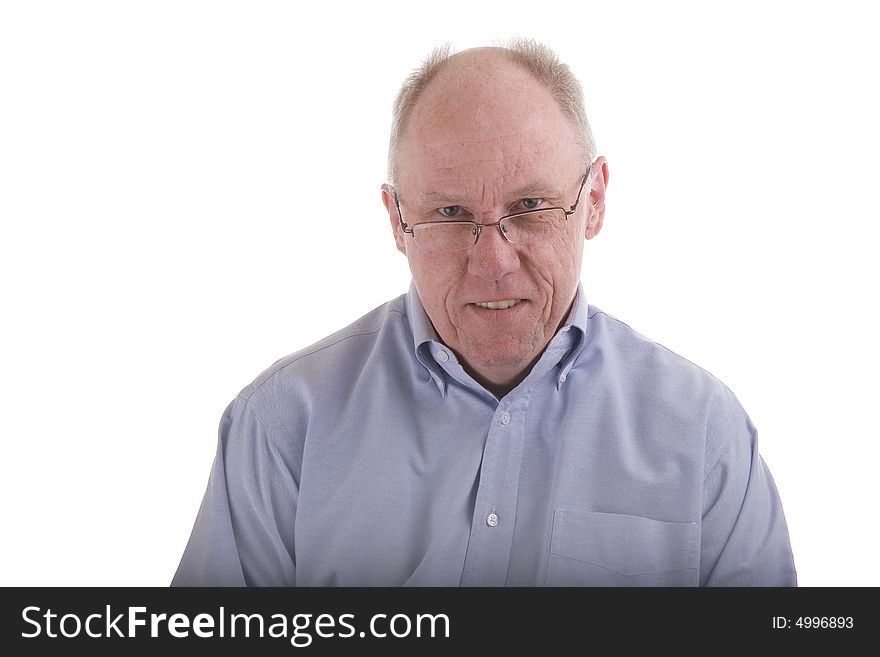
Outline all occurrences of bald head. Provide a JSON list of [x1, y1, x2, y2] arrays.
[[407, 48, 544, 137], [387, 40, 595, 185]]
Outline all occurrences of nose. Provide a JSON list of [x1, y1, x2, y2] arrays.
[[467, 221, 521, 281]]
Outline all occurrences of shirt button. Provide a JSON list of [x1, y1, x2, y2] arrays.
[[486, 512, 499, 527], [558, 373, 567, 383], [500, 411, 511, 426], [437, 349, 449, 363]]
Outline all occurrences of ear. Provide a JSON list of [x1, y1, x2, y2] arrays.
[[585, 156, 609, 240], [381, 183, 407, 255]]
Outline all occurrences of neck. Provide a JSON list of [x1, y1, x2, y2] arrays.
[[463, 355, 540, 400]]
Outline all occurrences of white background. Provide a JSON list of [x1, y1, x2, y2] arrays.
[[2, 0, 877, 587]]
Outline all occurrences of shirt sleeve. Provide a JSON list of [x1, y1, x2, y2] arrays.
[[171, 395, 298, 586], [699, 395, 797, 586]]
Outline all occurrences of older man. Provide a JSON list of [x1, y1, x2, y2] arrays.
[[173, 40, 796, 586]]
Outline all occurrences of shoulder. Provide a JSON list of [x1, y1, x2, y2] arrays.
[[583, 305, 745, 436], [585, 305, 729, 389], [234, 294, 410, 414]]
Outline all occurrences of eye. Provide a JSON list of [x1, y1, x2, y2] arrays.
[[439, 205, 461, 217], [520, 198, 542, 210]]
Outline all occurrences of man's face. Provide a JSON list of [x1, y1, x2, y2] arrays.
[[383, 54, 604, 391]]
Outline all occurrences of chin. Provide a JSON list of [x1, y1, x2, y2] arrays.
[[466, 343, 535, 373]]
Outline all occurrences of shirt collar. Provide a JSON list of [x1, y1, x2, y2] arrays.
[[406, 279, 440, 347], [405, 280, 589, 395], [406, 280, 448, 395], [551, 283, 588, 390]]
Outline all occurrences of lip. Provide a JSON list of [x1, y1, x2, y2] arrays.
[[468, 299, 528, 319], [472, 298, 523, 310]]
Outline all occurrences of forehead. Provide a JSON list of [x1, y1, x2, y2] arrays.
[[400, 57, 581, 191]]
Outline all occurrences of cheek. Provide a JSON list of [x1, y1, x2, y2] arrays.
[[552, 221, 585, 271], [533, 231, 584, 300], [407, 251, 463, 307], [534, 232, 581, 280]]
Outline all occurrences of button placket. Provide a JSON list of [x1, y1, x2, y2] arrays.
[[460, 396, 528, 586]]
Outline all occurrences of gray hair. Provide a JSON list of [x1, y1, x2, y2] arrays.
[[387, 38, 596, 184]]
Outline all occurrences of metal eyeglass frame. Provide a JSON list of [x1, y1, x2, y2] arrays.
[[393, 166, 592, 249]]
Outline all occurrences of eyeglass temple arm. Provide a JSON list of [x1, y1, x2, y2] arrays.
[[567, 165, 592, 215], [393, 189, 412, 233]]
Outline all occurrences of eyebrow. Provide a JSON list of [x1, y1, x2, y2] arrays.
[[417, 182, 565, 205]]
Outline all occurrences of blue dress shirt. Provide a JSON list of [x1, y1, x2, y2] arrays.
[[172, 282, 796, 586]]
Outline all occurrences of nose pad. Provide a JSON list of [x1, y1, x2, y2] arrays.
[[468, 219, 520, 280], [473, 221, 513, 247]]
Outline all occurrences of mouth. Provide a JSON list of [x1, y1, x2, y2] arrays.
[[473, 299, 523, 310]]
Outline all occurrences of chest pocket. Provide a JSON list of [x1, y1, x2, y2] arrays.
[[546, 510, 699, 586]]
